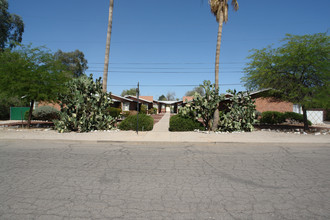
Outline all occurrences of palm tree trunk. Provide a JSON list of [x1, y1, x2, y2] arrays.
[[212, 15, 224, 131], [103, 0, 114, 92]]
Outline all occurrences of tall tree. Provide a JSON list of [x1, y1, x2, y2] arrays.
[[121, 88, 136, 97], [0, 0, 24, 50], [54, 50, 88, 78], [102, 0, 114, 92], [158, 95, 167, 101], [209, 0, 239, 131], [185, 85, 205, 96], [242, 33, 330, 130], [166, 92, 176, 101], [0, 45, 71, 127]]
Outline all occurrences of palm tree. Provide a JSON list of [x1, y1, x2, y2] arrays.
[[209, 0, 239, 131], [103, 0, 114, 92]]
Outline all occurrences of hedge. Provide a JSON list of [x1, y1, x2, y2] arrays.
[[260, 111, 312, 125], [108, 107, 121, 118], [259, 111, 286, 124], [118, 114, 154, 131], [24, 106, 60, 121], [169, 115, 205, 131], [283, 112, 312, 125]]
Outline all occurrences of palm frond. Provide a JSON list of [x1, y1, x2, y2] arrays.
[[231, 0, 239, 11], [209, 0, 220, 16], [223, 4, 228, 23], [209, 0, 237, 22]]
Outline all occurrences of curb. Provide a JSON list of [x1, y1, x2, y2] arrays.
[[1, 138, 329, 145]]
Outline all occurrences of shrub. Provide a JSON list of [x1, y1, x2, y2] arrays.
[[108, 107, 121, 118], [122, 111, 130, 118], [118, 114, 153, 131], [218, 90, 258, 132], [283, 112, 312, 125], [260, 111, 286, 124], [150, 107, 158, 115], [169, 115, 205, 131], [54, 75, 116, 133], [129, 110, 138, 115], [24, 106, 60, 121], [140, 105, 147, 114]]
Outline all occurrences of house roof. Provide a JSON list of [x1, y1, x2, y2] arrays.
[[110, 94, 135, 102], [139, 96, 153, 102], [182, 96, 193, 103], [223, 88, 272, 100], [155, 100, 183, 105], [125, 95, 153, 104]]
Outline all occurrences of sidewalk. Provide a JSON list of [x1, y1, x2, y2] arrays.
[[0, 127, 329, 144], [152, 112, 170, 132], [1, 115, 329, 144]]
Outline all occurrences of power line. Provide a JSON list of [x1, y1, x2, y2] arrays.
[[24, 39, 278, 44], [87, 67, 244, 70], [107, 84, 243, 87], [87, 70, 244, 73], [88, 62, 246, 65], [88, 67, 217, 70]]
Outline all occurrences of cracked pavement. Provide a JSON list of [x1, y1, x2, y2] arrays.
[[0, 140, 329, 219]]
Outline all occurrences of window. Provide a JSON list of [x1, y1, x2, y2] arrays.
[[123, 102, 130, 111]]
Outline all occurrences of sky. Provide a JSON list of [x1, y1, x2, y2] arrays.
[[9, 0, 330, 100]]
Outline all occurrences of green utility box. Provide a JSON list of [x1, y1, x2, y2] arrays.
[[10, 107, 30, 120]]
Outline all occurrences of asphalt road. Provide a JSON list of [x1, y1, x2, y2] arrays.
[[0, 140, 329, 220]]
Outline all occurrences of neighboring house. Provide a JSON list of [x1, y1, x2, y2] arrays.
[[245, 89, 326, 124], [110, 94, 137, 112], [153, 100, 183, 113], [125, 95, 154, 113]]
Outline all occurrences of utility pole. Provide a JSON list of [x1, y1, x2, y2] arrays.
[[136, 82, 140, 134]]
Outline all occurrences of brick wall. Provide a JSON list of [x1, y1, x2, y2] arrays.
[[140, 96, 153, 102], [182, 96, 193, 103], [254, 97, 293, 113]]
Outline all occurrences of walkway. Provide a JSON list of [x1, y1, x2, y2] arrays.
[[151, 112, 170, 132]]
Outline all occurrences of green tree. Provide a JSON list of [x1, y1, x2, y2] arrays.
[[103, 0, 114, 92], [54, 49, 88, 78], [121, 88, 136, 97], [242, 33, 330, 130], [185, 85, 205, 96], [209, 0, 239, 131], [0, 45, 71, 127], [158, 95, 167, 101], [0, 0, 24, 50]]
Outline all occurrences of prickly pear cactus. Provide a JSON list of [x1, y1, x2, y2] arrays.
[[179, 80, 224, 131], [54, 74, 116, 132], [218, 90, 258, 132]]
